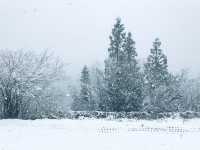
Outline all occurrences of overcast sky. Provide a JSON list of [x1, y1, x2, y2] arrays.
[[0, 0, 200, 77]]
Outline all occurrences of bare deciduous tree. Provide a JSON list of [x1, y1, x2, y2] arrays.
[[0, 50, 65, 119]]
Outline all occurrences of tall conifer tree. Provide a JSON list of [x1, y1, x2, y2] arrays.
[[122, 32, 144, 111], [105, 18, 126, 111], [105, 19, 144, 112], [144, 38, 169, 96], [72, 65, 94, 111]]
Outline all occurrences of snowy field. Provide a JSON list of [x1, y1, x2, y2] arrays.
[[1, 119, 200, 150]]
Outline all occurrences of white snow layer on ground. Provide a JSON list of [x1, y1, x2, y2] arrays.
[[0, 119, 200, 150]]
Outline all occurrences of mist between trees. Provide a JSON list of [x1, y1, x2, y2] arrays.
[[1, 18, 200, 119]]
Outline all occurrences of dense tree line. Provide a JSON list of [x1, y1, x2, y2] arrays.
[[1, 18, 200, 119], [72, 18, 200, 113]]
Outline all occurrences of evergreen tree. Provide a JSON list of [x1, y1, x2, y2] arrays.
[[71, 87, 81, 111], [72, 65, 94, 111], [80, 65, 94, 110], [144, 38, 169, 93], [123, 32, 137, 67], [105, 18, 126, 111], [122, 32, 144, 111], [104, 18, 144, 112], [108, 18, 126, 64], [90, 66, 108, 111], [144, 38, 170, 110]]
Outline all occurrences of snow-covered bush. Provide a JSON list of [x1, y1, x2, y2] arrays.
[[62, 111, 200, 120], [0, 50, 68, 119]]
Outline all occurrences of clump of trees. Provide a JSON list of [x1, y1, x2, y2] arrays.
[[0, 50, 69, 119], [72, 18, 200, 114]]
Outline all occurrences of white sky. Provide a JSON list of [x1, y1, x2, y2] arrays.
[[0, 0, 200, 77]]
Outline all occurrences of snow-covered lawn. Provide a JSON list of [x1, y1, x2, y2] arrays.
[[0, 119, 200, 150]]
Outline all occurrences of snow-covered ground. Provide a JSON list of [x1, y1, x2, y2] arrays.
[[0, 119, 200, 150]]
